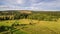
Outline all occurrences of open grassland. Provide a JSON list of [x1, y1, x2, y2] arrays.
[[0, 11, 60, 34], [0, 19, 60, 34]]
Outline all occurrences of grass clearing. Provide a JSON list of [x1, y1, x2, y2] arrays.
[[0, 19, 60, 34]]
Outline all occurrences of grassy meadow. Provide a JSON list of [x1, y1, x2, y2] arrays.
[[0, 10, 60, 34]]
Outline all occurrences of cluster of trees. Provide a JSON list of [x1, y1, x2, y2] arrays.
[[0, 11, 60, 21], [0, 11, 29, 20], [27, 12, 60, 21]]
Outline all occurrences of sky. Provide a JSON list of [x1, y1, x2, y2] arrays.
[[0, 0, 60, 11]]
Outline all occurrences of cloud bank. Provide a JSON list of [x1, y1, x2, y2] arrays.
[[0, 0, 60, 11]]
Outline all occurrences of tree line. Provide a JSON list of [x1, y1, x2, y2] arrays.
[[0, 11, 60, 21]]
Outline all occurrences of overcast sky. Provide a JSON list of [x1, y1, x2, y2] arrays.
[[0, 0, 60, 11]]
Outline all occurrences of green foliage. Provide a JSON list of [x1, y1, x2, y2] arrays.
[[0, 26, 8, 32], [0, 11, 60, 21], [0, 22, 27, 34], [27, 12, 59, 21], [20, 14, 28, 19]]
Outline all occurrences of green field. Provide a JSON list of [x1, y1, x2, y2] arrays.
[[0, 10, 60, 34], [0, 19, 60, 34]]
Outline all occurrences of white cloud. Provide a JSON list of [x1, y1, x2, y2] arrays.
[[15, 0, 25, 4], [29, 0, 60, 10], [0, 0, 60, 11]]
